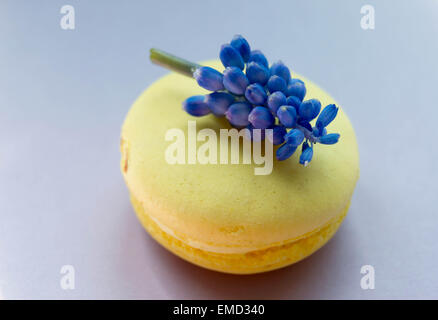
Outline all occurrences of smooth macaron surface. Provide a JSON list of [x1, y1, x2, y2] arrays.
[[121, 60, 359, 254]]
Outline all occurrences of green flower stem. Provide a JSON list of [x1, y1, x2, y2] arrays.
[[150, 48, 202, 78]]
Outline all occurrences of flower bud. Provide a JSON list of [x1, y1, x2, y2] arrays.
[[248, 50, 269, 68], [297, 119, 313, 132], [230, 35, 251, 62], [267, 75, 287, 94], [220, 44, 244, 70], [245, 83, 267, 105], [298, 99, 321, 121], [312, 126, 327, 137], [267, 125, 287, 145], [205, 92, 234, 116], [277, 105, 297, 128], [248, 106, 275, 129], [193, 67, 224, 91], [318, 133, 340, 145], [286, 95, 301, 111], [299, 142, 313, 166], [276, 143, 297, 161], [267, 91, 287, 115], [316, 104, 338, 129], [223, 67, 249, 95], [182, 95, 211, 116], [286, 78, 306, 101], [285, 128, 305, 147], [246, 62, 270, 85], [270, 61, 291, 84], [225, 102, 252, 127]]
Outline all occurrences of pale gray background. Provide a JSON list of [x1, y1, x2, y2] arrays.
[[0, 0, 437, 299]]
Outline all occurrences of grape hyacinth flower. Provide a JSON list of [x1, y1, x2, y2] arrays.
[[225, 102, 252, 127], [267, 91, 287, 115], [149, 34, 341, 166], [267, 75, 287, 94], [318, 133, 340, 145], [205, 92, 234, 116], [313, 126, 327, 138], [230, 35, 251, 62], [316, 104, 338, 131], [245, 83, 267, 105], [248, 106, 274, 129], [299, 142, 313, 167], [223, 67, 249, 95], [285, 129, 305, 147], [276, 143, 298, 161], [193, 66, 224, 91], [287, 78, 306, 101], [270, 61, 291, 84], [183, 95, 211, 117], [286, 95, 301, 110], [220, 44, 245, 70], [277, 105, 297, 128], [299, 99, 321, 121], [248, 50, 269, 68], [267, 125, 287, 145], [246, 62, 270, 85]]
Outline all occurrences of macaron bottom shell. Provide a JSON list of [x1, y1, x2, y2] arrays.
[[130, 192, 349, 275]]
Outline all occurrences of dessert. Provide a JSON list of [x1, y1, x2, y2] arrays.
[[120, 36, 359, 274]]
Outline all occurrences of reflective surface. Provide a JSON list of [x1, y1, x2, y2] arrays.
[[0, 0, 437, 299]]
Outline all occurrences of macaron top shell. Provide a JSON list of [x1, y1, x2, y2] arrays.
[[121, 61, 359, 254]]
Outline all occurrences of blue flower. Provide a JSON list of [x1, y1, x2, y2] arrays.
[[220, 44, 244, 70], [267, 75, 287, 94], [285, 128, 305, 147], [206, 92, 234, 116], [248, 50, 269, 68], [298, 99, 321, 121], [223, 67, 249, 95], [246, 62, 270, 85], [316, 104, 338, 130], [297, 119, 313, 132], [248, 106, 275, 129], [299, 142, 313, 166], [270, 61, 291, 84], [312, 126, 327, 137], [245, 83, 267, 105], [276, 143, 298, 161], [286, 95, 301, 110], [277, 105, 297, 128], [267, 91, 287, 115], [286, 78, 306, 101], [193, 67, 224, 91], [225, 102, 252, 127], [164, 35, 343, 166], [183, 95, 211, 116], [230, 35, 251, 62], [318, 133, 340, 145], [267, 125, 287, 145]]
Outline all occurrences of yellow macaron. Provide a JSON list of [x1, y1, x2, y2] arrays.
[[121, 60, 359, 274]]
